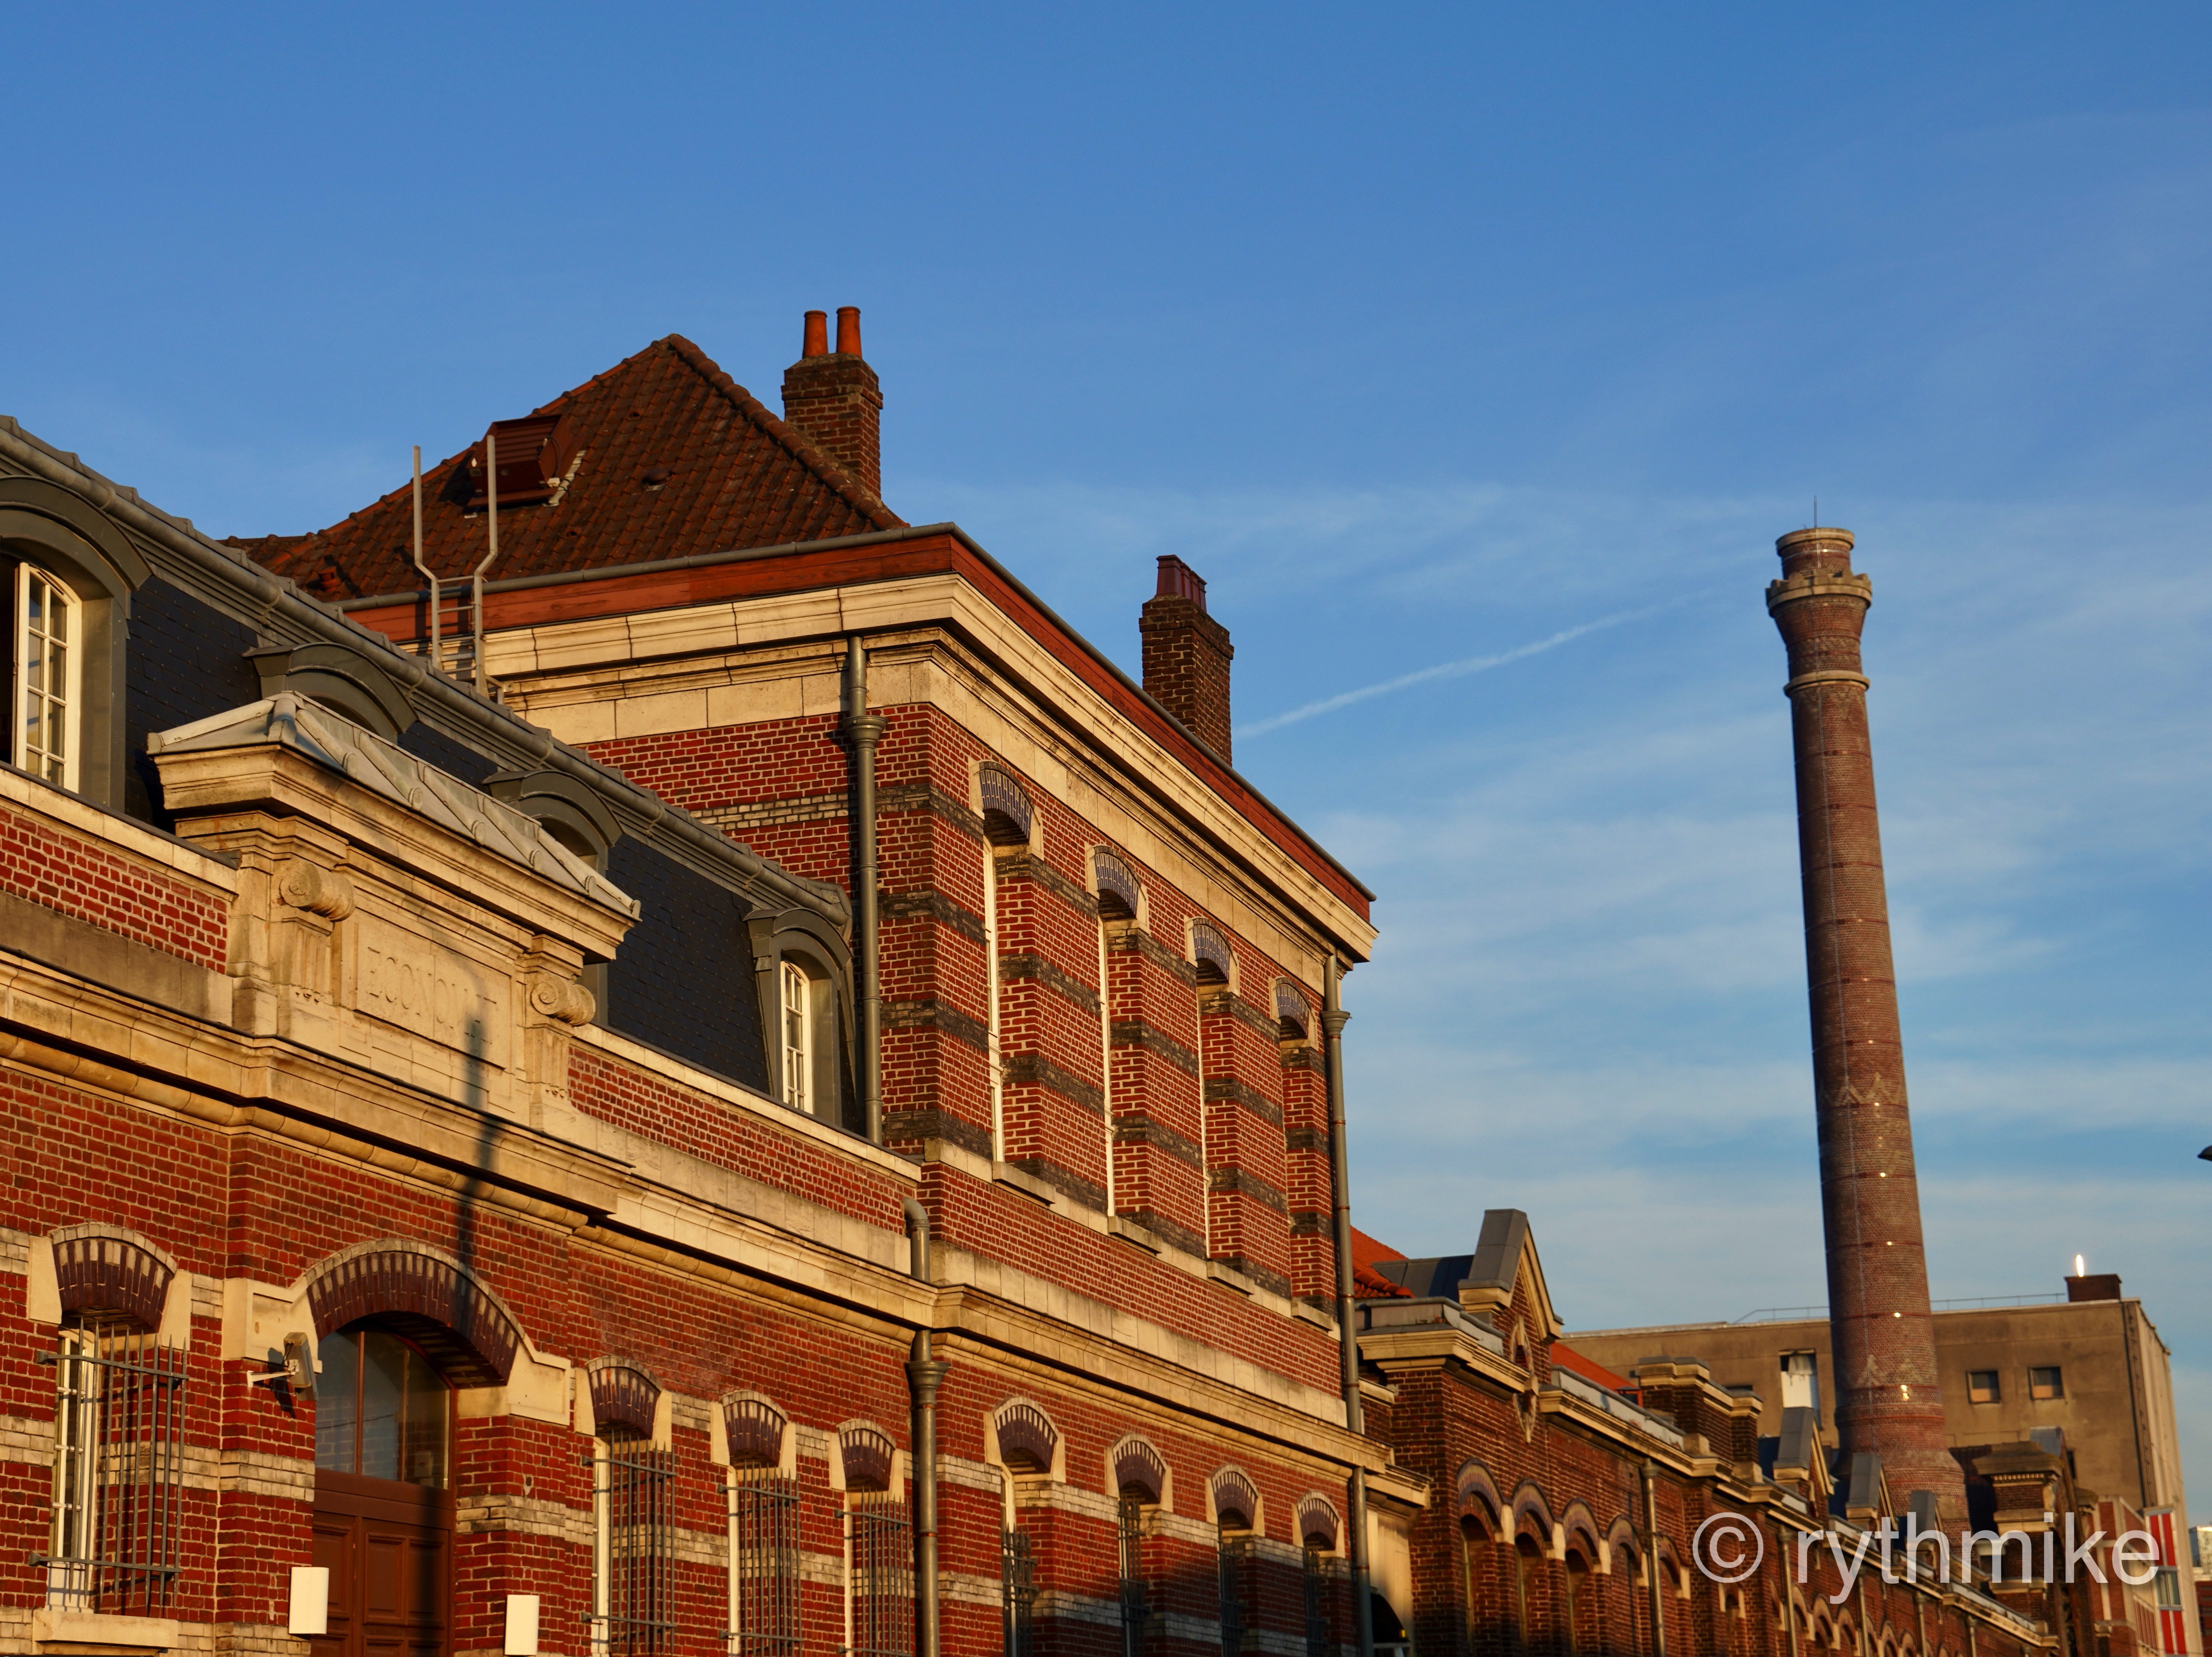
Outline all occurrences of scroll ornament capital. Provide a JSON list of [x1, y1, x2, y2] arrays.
[[275, 859, 355, 921], [528, 973, 596, 1028]]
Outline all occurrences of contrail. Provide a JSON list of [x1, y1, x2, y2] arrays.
[[1235, 605, 1662, 740]]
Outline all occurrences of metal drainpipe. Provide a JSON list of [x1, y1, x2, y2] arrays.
[[408, 446, 441, 672], [1321, 956, 1374, 1657], [1775, 1517, 1801, 1657], [1641, 1462, 1668, 1657], [902, 1197, 942, 1657], [844, 639, 886, 1141]]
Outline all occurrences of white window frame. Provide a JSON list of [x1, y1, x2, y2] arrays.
[[48, 1326, 101, 1607], [780, 960, 813, 1115], [983, 843, 1004, 1159], [15, 562, 77, 789]]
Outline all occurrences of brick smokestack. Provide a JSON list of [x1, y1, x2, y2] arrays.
[[1768, 526, 1966, 1524], [1141, 556, 1235, 764], [782, 306, 884, 500]]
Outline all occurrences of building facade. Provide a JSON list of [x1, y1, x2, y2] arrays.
[[0, 313, 2108, 1657]]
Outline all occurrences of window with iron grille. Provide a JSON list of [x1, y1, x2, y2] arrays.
[[1218, 1533, 1249, 1657], [1302, 1547, 1334, 1657], [593, 1434, 674, 1657], [728, 1471, 802, 1657], [37, 1324, 186, 1614], [1001, 1527, 1036, 1657], [848, 1491, 913, 1657], [1118, 1496, 1148, 1657]]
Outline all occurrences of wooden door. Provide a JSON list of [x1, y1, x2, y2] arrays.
[[312, 1469, 453, 1657]]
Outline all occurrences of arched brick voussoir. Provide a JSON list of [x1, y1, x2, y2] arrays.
[[297, 1238, 531, 1386]]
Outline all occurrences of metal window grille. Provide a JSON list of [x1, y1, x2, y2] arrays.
[[1002, 1528, 1036, 1657], [37, 1326, 185, 1614], [593, 1440, 674, 1657], [848, 1492, 912, 1657], [1218, 1536, 1249, 1657], [1118, 1497, 1148, 1657], [729, 1472, 802, 1657], [1302, 1547, 1333, 1657]]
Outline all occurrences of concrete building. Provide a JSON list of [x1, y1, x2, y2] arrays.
[[1564, 1272, 2187, 1519], [1566, 1270, 2197, 1652]]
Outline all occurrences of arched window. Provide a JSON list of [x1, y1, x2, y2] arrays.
[[42, 1231, 184, 1616], [744, 911, 857, 1133], [1110, 1437, 1166, 1657], [588, 1363, 672, 1657], [2, 476, 149, 807], [1091, 848, 1142, 1216], [724, 1395, 799, 1657], [839, 1426, 910, 1657], [1092, 847, 1141, 921], [1189, 920, 1233, 987], [315, 1323, 453, 1489]]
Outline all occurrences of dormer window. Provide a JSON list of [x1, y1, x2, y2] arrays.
[[14, 563, 74, 787], [455, 412, 578, 509]]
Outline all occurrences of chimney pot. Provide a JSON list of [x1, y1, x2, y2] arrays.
[[783, 306, 884, 499], [1154, 555, 1208, 609]]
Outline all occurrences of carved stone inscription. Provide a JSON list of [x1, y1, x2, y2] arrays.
[[356, 915, 508, 1067]]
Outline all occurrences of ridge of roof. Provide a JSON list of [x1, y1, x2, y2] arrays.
[[226, 334, 901, 598], [653, 333, 900, 531]]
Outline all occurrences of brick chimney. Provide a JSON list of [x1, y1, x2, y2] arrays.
[[781, 306, 884, 499], [1140, 556, 1235, 764], [1767, 525, 1968, 1526]]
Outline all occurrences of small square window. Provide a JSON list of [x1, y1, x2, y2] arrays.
[[1967, 1370, 2000, 1404], [2029, 1366, 2064, 1401]]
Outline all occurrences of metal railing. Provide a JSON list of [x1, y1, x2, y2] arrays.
[[35, 1327, 185, 1615], [1732, 1293, 2064, 1324], [728, 1472, 802, 1657], [1118, 1497, 1148, 1657], [1001, 1528, 1035, 1657], [1218, 1536, 1249, 1657], [592, 1442, 674, 1657], [849, 1492, 912, 1657], [1302, 1547, 1337, 1657]]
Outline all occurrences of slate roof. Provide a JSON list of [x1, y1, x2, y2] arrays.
[[231, 334, 902, 600]]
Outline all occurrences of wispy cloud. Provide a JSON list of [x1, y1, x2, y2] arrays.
[[1235, 605, 1670, 739]]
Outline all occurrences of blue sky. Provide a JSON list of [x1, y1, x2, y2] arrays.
[[8, 6, 2208, 1500]]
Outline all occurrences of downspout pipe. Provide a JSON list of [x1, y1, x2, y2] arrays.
[[1322, 957, 1374, 1657], [1641, 1461, 1668, 1657], [902, 1198, 942, 1657], [844, 640, 886, 1142]]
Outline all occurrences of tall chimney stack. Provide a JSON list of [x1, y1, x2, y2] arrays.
[[782, 305, 884, 500], [1768, 526, 1966, 1524], [1141, 556, 1235, 764]]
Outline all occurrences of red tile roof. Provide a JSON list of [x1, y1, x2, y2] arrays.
[[1353, 1225, 1411, 1299], [230, 334, 901, 598], [1550, 1342, 1634, 1392]]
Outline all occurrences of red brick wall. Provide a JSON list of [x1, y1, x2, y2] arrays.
[[0, 804, 227, 969], [2, 1065, 1353, 1657]]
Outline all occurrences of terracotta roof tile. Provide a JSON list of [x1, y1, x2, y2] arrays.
[[228, 334, 902, 596]]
